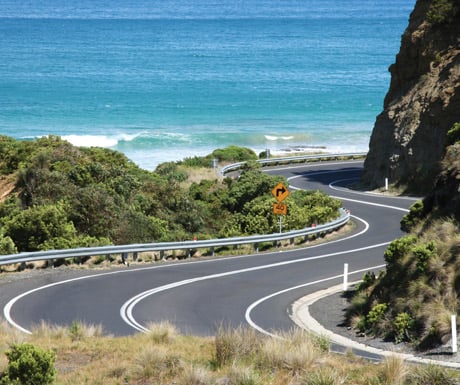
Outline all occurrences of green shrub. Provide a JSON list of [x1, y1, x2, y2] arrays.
[[426, 0, 458, 25], [393, 312, 415, 343], [366, 303, 388, 330], [0, 230, 17, 255], [0, 343, 56, 385], [211, 146, 257, 162], [401, 200, 424, 232], [447, 122, 460, 145], [384, 236, 417, 268], [356, 271, 376, 292], [412, 241, 437, 274]]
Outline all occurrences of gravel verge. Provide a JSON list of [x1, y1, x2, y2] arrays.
[[291, 284, 460, 369]]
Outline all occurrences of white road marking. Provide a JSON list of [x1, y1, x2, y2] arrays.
[[120, 238, 390, 333], [3, 168, 408, 335], [3, 214, 370, 334], [288, 174, 411, 213], [244, 264, 386, 338]]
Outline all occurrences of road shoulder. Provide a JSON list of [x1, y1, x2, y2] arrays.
[[291, 283, 460, 369]]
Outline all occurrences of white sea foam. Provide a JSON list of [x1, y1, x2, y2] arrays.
[[62, 135, 118, 148], [62, 132, 143, 148]]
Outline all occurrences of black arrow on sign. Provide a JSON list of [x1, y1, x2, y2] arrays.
[[276, 186, 287, 197]]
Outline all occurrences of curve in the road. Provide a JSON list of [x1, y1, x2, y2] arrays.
[[2, 161, 418, 337]]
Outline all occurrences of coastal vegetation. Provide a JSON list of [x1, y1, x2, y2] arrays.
[[346, 123, 460, 349], [426, 0, 458, 24], [1, 320, 459, 385], [0, 135, 341, 257]]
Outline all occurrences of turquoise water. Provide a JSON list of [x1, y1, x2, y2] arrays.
[[0, 0, 415, 169]]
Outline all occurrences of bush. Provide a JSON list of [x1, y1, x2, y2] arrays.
[[384, 236, 417, 268], [412, 241, 437, 274], [0, 343, 56, 385], [447, 122, 460, 145], [356, 271, 376, 292], [393, 312, 415, 343], [211, 146, 257, 162], [426, 0, 458, 25], [365, 303, 388, 332], [401, 200, 424, 232]]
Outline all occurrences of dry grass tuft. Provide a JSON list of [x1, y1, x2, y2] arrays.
[[299, 367, 347, 385], [181, 364, 214, 385], [0, 320, 457, 385], [31, 320, 68, 340], [259, 329, 323, 375], [213, 325, 262, 367], [145, 320, 179, 344], [408, 363, 459, 385], [133, 345, 182, 381], [67, 320, 105, 341], [227, 363, 264, 385], [379, 355, 408, 385]]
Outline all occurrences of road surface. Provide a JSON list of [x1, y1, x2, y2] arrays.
[[1, 160, 418, 337]]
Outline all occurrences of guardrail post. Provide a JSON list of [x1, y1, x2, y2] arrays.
[[211, 247, 215, 257], [47, 259, 54, 269], [160, 250, 165, 260], [254, 243, 259, 253], [133, 252, 138, 262]]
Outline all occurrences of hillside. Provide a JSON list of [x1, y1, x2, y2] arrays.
[[0, 136, 341, 257], [348, 0, 460, 349], [362, 0, 460, 195]]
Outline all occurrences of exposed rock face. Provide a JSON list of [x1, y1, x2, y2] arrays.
[[425, 142, 460, 219], [362, 0, 460, 193]]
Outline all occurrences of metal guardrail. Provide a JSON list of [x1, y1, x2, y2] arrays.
[[220, 152, 367, 175], [0, 209, 350, 267], [0, 153, 362, 268]]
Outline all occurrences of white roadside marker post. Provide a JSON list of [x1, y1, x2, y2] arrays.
[[452, 315, 457, 354], [343, 263, 349, 292]]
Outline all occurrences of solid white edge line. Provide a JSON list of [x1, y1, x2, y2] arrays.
[[3, 213, 368, 334], [120, 233, 391, 334], [289, 182, 410, 213], [244, 264, 386, 338]]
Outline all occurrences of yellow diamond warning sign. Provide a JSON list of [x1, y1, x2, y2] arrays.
[[272, 182, 289, 202]]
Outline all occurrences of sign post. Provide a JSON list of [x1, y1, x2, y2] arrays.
[[272, 182, 290, 233]]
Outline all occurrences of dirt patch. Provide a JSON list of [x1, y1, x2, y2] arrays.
[[0, 175, 16, 202]]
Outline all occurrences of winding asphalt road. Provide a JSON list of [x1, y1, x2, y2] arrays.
[[1, 160, 418, 337]]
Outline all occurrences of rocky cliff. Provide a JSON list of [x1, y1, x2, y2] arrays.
[[362, 0, 460, 194]]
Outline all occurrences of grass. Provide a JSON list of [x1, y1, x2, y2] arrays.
[[0, 321, 459, 385]]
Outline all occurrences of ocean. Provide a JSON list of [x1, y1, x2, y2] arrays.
[[0, 0, 416, 170]]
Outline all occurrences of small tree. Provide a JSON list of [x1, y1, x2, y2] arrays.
[[1, 343, 56, 385], [0, 230, 17, 255]]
